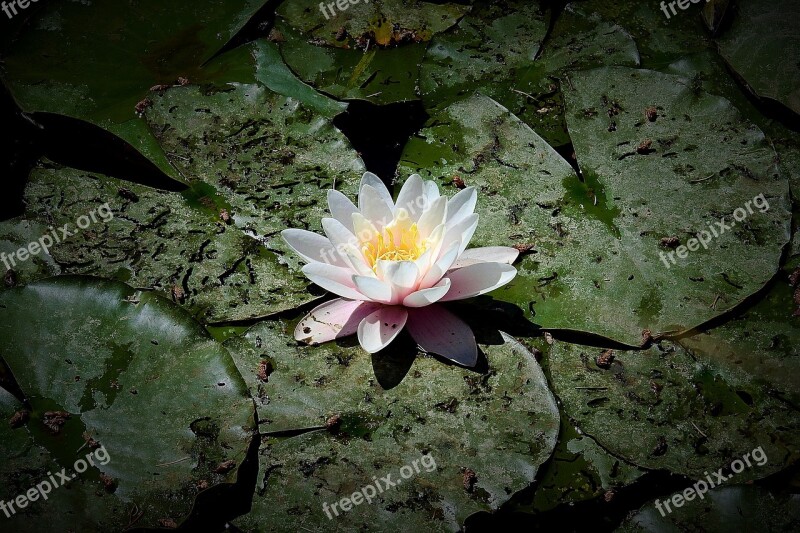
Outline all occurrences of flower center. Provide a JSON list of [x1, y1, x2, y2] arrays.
[[362, 223, 426, 269]]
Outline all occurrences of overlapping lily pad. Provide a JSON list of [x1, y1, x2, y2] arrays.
[[0, 277, 255, 530], [0, 0, 272, 179], [548, 338, 799, 480], [400, 69, 791, 346], [226, 321, 559, 530], [277, 0, 469, 48], [273, 19, 428, 104], [419, 2, 639, 146], [716, 0, 800, 116]]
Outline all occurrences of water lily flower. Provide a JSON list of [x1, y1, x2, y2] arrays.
[[281, 172, 518, 366]]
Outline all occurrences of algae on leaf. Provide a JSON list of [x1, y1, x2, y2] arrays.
[[226, 321, 559, 531]]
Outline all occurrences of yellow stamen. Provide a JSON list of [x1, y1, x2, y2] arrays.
[[361, 222, 427, 270]]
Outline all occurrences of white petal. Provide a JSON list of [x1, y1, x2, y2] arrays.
[[360, 184, 394, 229], [406, 305, 478, 366], [440, 262, 517, 301], [396, 174, 425, 222], [281, 229, 346, 267], [352, 212, 380, 244], [360, 172, 394, 211], [321, 218, 371, 275], [446, 186, 477, 227], [441, 213, 479, 256], [302, 263, 365, 300], [327, 190, 358, 233], [419, 243, 460, 289], [423, 180, 440, 207], [357, 306, 408, 353], [418, 196, 447, 239], [403, 278, 451, 307], [352, 275, 393, 303], [451, 246, 519, 269], [295, 299, 381, 344], [378, 260, 419, 302]]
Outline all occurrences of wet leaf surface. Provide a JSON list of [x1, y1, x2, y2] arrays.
[[0, 277, 256, 530], [225, 321, 559, 530]]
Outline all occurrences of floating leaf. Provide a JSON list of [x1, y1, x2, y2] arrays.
[[717, 0, 800, 116], [0, 277, 255, 529], [548, 338, 800, 479], [0, 0, 271, 179], [226, 322, 559, 530], [277, 0, 469, 48], [419, 2, 639, 146]]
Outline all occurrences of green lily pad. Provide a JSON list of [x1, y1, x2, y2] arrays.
[[143, 82, 364, 283], [277, 0, 469, 48], [0, 277, 255, 530], [273, 19, 428, 104], [716, 0, 800, 116], [399, 82, 791, 346], [618, 486, 800, 532], [225, 321, 559, 530], [0, 0, 270, 179], [17, 162, 315, 323], [419, 2, 639, 146], [0, 219, 60, 289], [548, 338, 800, 480]]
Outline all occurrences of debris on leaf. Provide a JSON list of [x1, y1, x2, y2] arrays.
[[9, 410, 29, 428], [214, 460, 236, 474], [462, 468, 478, 492], [43, 411, 70, 434], [596, 349, 615, 369]]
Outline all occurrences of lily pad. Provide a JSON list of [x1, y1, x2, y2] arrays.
[[0, 0, 270, 180], [225, 321, 559, 530], [548, 339, 800, 480], [276, 0, 469, 48], [273, 19, 428, 105], [618, 486, 800, 532], [17, 162, 314, 323], [0, 277, 255, 530], [716, 0, 800, 116], [143, 82, 364, 286], [419, 2, 639, 146], [0, 219, 60, 289], [401, 69, 791, 345]]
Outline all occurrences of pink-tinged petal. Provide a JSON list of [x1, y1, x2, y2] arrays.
[[440, 262, 517, 301], [396, 174, 425, 222], [423, 180, 440, 207], [321, 218, 371, 275], [357, 306, 408, 353], [418, 196, 447, 239], [352, 275, 393, 303], [360, 172, 394, 212], [419, 243, 460, 289], [301, 263, 365, 300], [295, 299, 382, 344], [446, 186, 477, 226], [281, 229, 346, 267], [440, 213, 479, 256], [406, 305, 478, 366], [360, 184, 394, 228], [378, 260, 419, 302], [327, 190, 358, 233], [451, 246, 520, 269], [403, 278, 451, 307]]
